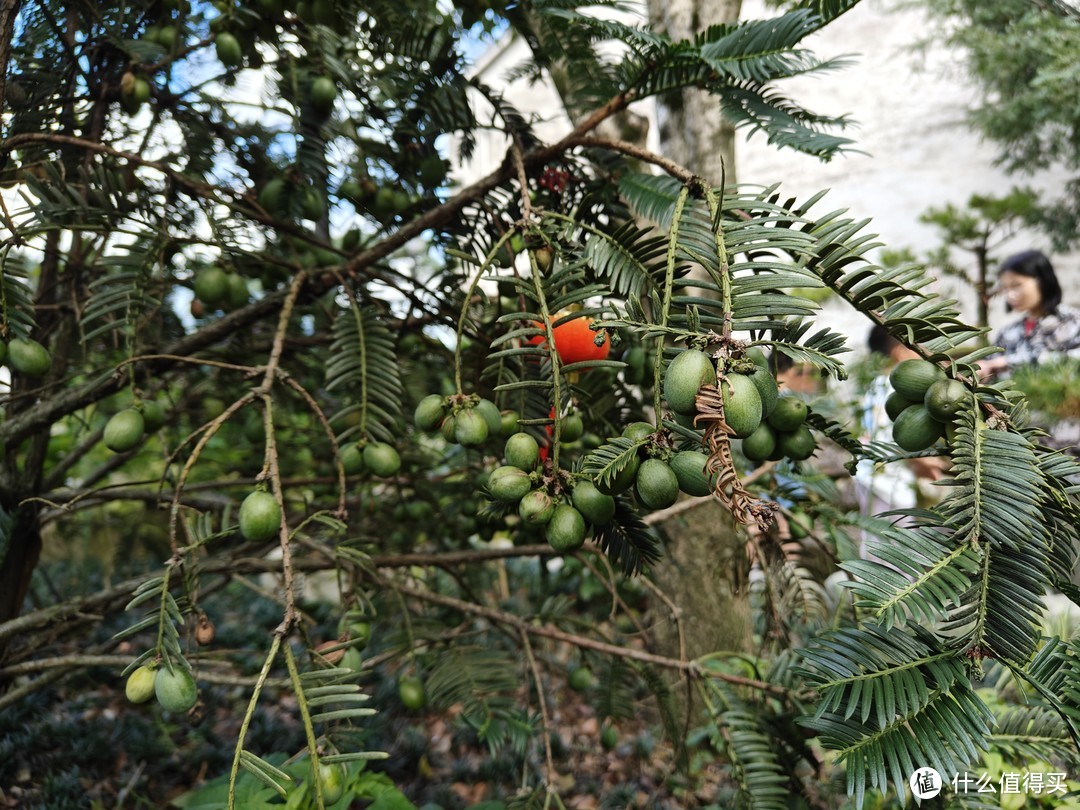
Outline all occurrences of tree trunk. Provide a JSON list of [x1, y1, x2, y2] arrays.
[[648, 0, 742, 188], [644, 0, 751, 731]]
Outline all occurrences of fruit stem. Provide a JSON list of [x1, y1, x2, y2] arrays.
[[227, 633, 283, 810], [653, 185, 692, 421], [528, 249, 565, 470], [453, 230, 516, 395]]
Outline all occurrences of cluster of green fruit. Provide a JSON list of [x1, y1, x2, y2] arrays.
[[119, 70, 153, 115], [740, 397, 816, 463], [257, 175, 329, 223], [414, 393, 517, 448], [103, 401, 167, 453], [336, 175, 413, 222], [125, 662, 198, 714], [885, 359, 968, 451], [662, 347, 817, 464], [339, 440, 402, 478], [485, 432, 615, 552], [0, 337, 52, 378], [191, 266, 249, 313], [592, 422, 717, 509]]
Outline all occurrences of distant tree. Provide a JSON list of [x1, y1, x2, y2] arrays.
[[919, 187, 1041, 339], [922, 0, 1080, 248]]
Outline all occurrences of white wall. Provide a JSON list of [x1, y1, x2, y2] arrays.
[[735, 0, 1079, 348], [456, 0, 1080, 350]]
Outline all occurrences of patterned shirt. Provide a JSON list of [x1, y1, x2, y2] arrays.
[[991, 304, 1080, 369]]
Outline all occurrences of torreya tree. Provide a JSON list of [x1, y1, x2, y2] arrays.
[[2, 0, 1080, 808]]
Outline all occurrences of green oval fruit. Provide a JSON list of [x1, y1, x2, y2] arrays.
[[418, 154, 446, 187], [238, 490, 281, 540], [215, 32, 243, 67], [439, 413, 457, 442], [154, 666, 198, 713], [568, 666, 594, 691], [788, 508, 813, 539], [885, 391, 917, 422], [225, 273, 248, 309], [635, 458, 680, 510], [560, 413, 584, 443], [889, 359, 946, 401], [202, 396, 226, 420], [748, 365, 779, 418], [363, 442, 401, 477], [622, 346, 647, 385], [767, 397, 808, 432], [600, 723, 618, 750], [474, 398, 502, 437], [104, 408, 145, 452], [454, 408, 489, 447], [488, 465, 533, 502], [499, 409, 520, 437], [668, 450, 714, 497], [673, 410, 697, 430], [194, 266, 229, 306], [777, 424, 816, 461], [258, 177, 289, 214], [340, 647, 363, 673], [299, 187, 325, 220], [518, 490, 555, 524], [721, 373, 763, 439], [340, 442, 365, 475], [892, 405, 944, 452], [413, 394, 445, 432], [398, 675, 426, 710], [126, 665, 157, 704], [594, 453, 639, 496], [156, 25, 178, 50], [317, 762, 345, 805], [7, 338, 52, 377], [546, 505, 586, 552], [140, 400, 166, 433], [741, 423, 777, 462], [746, 347, 769, 368], [664, 350, 717, 414], [923, 378, 968, 423], [571, 480, 616, 526], [505, 432, 540, 471], [622, 421, 654, 442], [310, 76, 337, 115]]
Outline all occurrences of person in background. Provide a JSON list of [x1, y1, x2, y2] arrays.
[[978, 249, 1080, 378], [854, 325, 947, 528], [774, 352, 825, 395]]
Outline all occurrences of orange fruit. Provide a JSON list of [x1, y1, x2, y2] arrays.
[[528, 315, 610, 365]]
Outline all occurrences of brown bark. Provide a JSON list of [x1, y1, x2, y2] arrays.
[[648, 0, 742, 189]]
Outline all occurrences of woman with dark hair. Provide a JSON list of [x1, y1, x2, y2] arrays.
[[978, 249, 1080, 377]]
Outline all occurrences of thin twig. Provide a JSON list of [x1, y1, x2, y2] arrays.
[[520, 629, 559, 798]]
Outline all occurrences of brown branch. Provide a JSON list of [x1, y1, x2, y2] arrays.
[[520, 629, 559, 796], [391, 579, 789, 696], [571, 135, 697, 185]]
